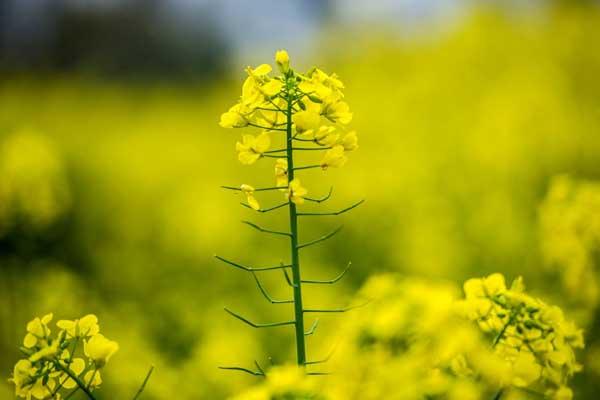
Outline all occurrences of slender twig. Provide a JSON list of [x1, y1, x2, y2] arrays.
[[305, 345, 337, 365], [282, 269, 297, 288], [132, 366, 155, 400], [242, 221, 291, 237], [251, 272, 294, 304], [304, 187, 333, 203], [53, 361, 97, 400], [218, 366, 265, 376], [304, 319, 319, 336], [303, 301, 371, 314], [224, 308, 295, 328], [293, 164, 322, 171], [297, 199, 365, 216], [297, 226, 343, 249], [302, 262, 351, 284], [214, 255, 291, 272], [246, 122, 286, 131], [241, 202, 288, 213]]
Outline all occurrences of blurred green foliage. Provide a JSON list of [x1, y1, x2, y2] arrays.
[[1, 3, 600, 399]]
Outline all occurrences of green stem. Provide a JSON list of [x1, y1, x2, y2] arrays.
[[285, 78, 307, 367], [132, 366, 155, 400], [54, 361, 97, 400]]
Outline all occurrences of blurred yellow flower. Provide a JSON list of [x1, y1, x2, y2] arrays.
[[323, 100, 352, 124], [236, 132, 270, 165], [275, 50, 290, 73], [220, 104, 248, 128], [241, 184, 260, 210], [274, 158, 288, 187], [340, 131, 359, 151], [57, 314, 100, 338], [23, 313, 53, 348], [84, 334, 119, 367], [286, 179, 307, 205], [320, 145, 347, 169]]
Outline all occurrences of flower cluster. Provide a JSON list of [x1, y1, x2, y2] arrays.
[[219, 50, 358, 210], [456, 273, 585, 399], [10, 313, 119, 399]]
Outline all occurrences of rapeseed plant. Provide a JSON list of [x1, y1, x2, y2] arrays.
[[217, 50, 364, 374], [10, 313, 153, 400]]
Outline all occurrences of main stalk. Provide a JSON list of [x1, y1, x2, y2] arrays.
[[285, 75, 306, 366]]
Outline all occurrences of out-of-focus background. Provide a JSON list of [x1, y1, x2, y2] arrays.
[[1, 0, 600, 398]]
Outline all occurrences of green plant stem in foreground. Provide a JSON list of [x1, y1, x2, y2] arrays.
[[54, 361, 97, 400], [285, 78, 307, 367]]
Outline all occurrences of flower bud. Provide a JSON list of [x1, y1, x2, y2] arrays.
[[275, 50, 290, 73]]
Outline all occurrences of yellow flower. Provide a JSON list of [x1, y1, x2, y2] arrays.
[[236, 132, 270, 165], [511, 352, 541, 387], [275, 159, 288, 187], [220, 104, 247, 128], [552, 386, 573, 400], [286, 179, 307, 205], [61, 358, 86, 389], [323, 100, 352, 124], [23, 313, 53, 348], [293, 110, 321, 133], [275, 50, 290, 73], [84, 334, 119, 367], [463, 273, 506, 299], [57, 314, 100, 338], [84, 370, 103, 388], [29, 340, 59, 362], [241, 184, 260, 211], [340, 131, 359, 151], [320, 145, 348, 169], [260, 80, 283, 97], [246, 64, 272, 77]]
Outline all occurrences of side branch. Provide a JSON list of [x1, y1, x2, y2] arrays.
[[243, 221, 291, 237], [241, 202, 288, 213], [224, 308, 295, 328], [218, 366, 265, 377], [297, 199, 365, 216], [304, 319, 319, 336], [304, 187, 333, 203], [297, 226, 343, 249], [251, 272, 294, 304], [302, 262, 351, 284], [132, 366, 155, 400], [305, 346, 337, 365], [214, 255, 291, 272], [303, 301, 371, 314]]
